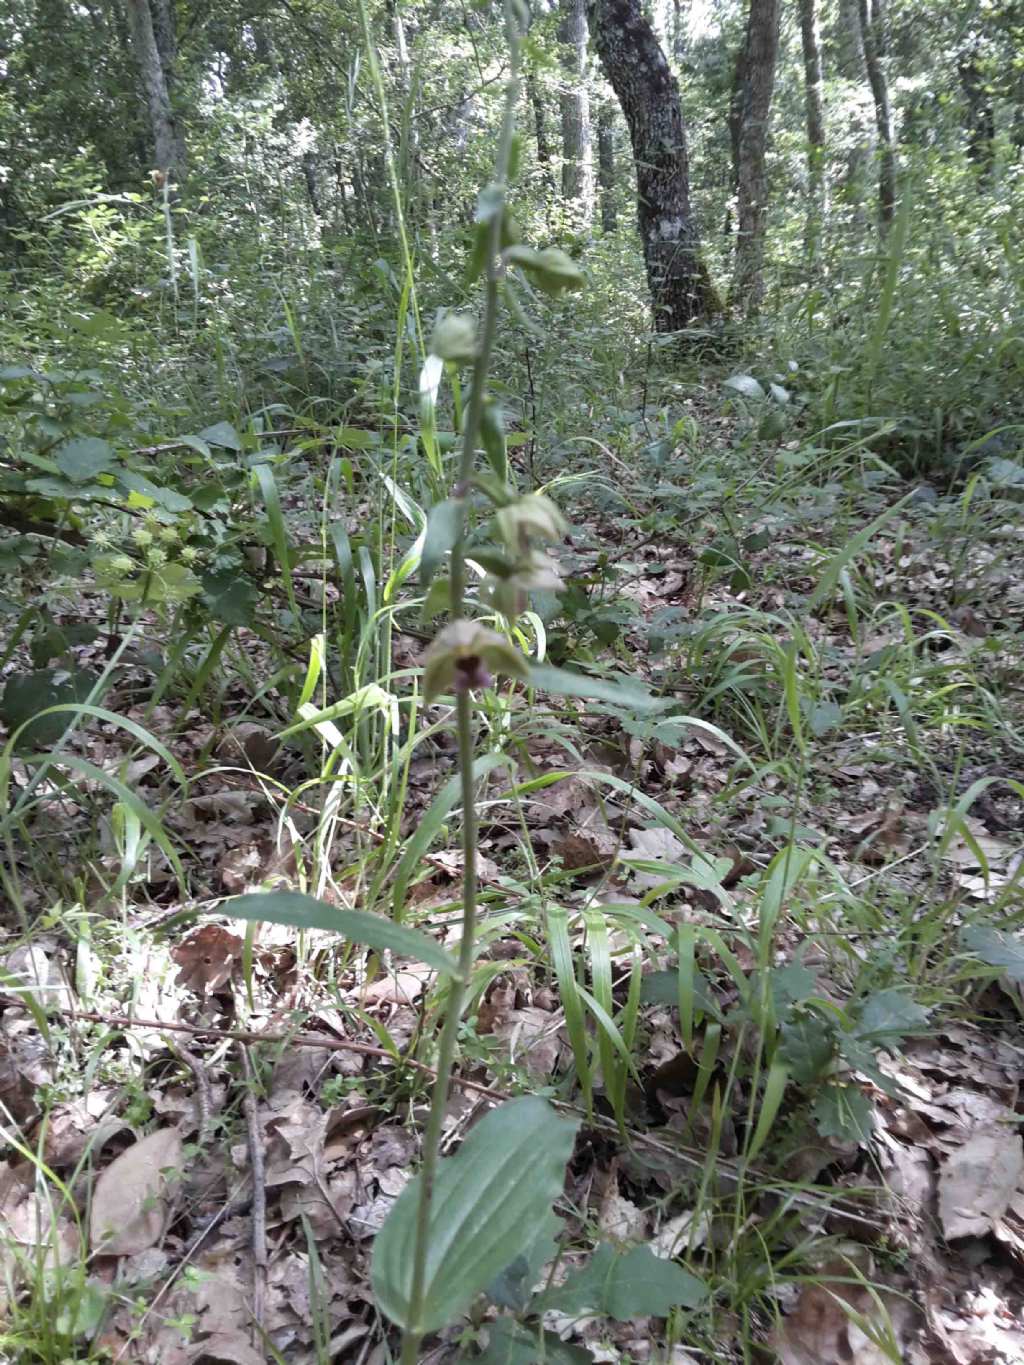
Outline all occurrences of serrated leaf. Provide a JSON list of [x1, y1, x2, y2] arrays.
[[201, 569, 258, 626], [55, 437, 115, 483], [854, 988, 929, 1043], [543, 1243, 707, 1320], [372, 1097, 580, 1333], [420, 498, 461, 587], [778, 1015, 835, 1084], [723, 374, 765, 401], [221, 891, 457, 976], [811, 1083, 874, 1142]]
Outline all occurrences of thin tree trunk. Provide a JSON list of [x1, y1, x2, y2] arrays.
[[798, 0, 826, 254], [858, 0, 896, 228], [302, 151, 323, 217], [958, 43, 995, 181], [732, 0, 780, 311], [589, 0, 718, 330], [559, 0, 594, 227], [124, 0, 183, 179], [671, 0, 689, 61], [725, 35, 747, 234], [837, 0, 873, 214], [597, 101, 616, 232], [527, 72, 556, 192]]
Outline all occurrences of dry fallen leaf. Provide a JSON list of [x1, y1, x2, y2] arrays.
[[774, 1275, 920, 1364], [938, 1128, 1024, 1240], [89, 1126, 184, 1255], [172, 924, 244, 994]]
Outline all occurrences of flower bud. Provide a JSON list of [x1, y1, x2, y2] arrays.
[[430, 313, 477, 363]]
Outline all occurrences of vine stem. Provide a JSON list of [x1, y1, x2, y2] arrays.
[[399, 7, 523, 1361]]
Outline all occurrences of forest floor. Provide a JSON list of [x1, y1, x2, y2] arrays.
[[2, 367, 1024, 1364]]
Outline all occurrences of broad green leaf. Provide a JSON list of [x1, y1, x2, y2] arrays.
[[854, 988, 929, 1043], [961, 925, 1024, 983], [116, 469, 192, 512], [811, 1083, 874, 1142], [639, 968, 719, 1018], [528, 664, 667, 714], [201, 570, 258, 626], [505, 245, 584, 295], [778, 1015, 835, 1085], [420, 498, 461, 587], [222, 892, 457, 976], [0, 669, 97, 750], [108, 562, 202, 605], [474, 1320, 594, 1364], [371, 1097, 580, 1333], [332, 425, 380, 451], [486, 1209, 562, 1311], [808, 700, 843, 737], [198, 421, 241, 451], [723, 374, 765, 401], [480, 402, 508, 482], [542, 1243, 708, 1320], [55, 437, 115, 483]]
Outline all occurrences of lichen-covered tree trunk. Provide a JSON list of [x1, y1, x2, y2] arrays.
[[732, 0, 780, 310], [589, 0, 718, 330], [559, 0, 594, 227], [858, 0, 897, 228], [124, 0, 183, 179], [798, 0, 827, 253], [597, 101, 617, 232]]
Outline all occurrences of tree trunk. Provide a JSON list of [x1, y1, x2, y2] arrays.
[[726, 35, 747, 231], [124, 0, 183, 179], [837, 0, 873, 214], [589, 0, 718, 331], [597, 101, 617, 232], [527, 72, 556, 192], [958, 43, 995, 180], [559, 0, 594, 227], [798, 0, 826, 255], [858, 0, 897, 228], [732, 0, 780, 311]]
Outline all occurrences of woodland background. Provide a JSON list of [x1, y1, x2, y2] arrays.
[[0, 1, 1023, 1363]]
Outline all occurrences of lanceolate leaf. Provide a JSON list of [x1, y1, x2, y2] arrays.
[[419, 497, 461, 587], [371, 1097, 580, 1333], [528, 664, 667, 714], [222, 891, 457, 976]]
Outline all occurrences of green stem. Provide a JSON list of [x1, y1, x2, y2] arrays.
[[399, 7, 523, 1360]]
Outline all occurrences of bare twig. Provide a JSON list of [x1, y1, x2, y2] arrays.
[[59, 1007, 508, 1100], [167, 1038, 214, 1147], [57, 1008, 882, 1228], [240, 1046, 267, 1333]]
